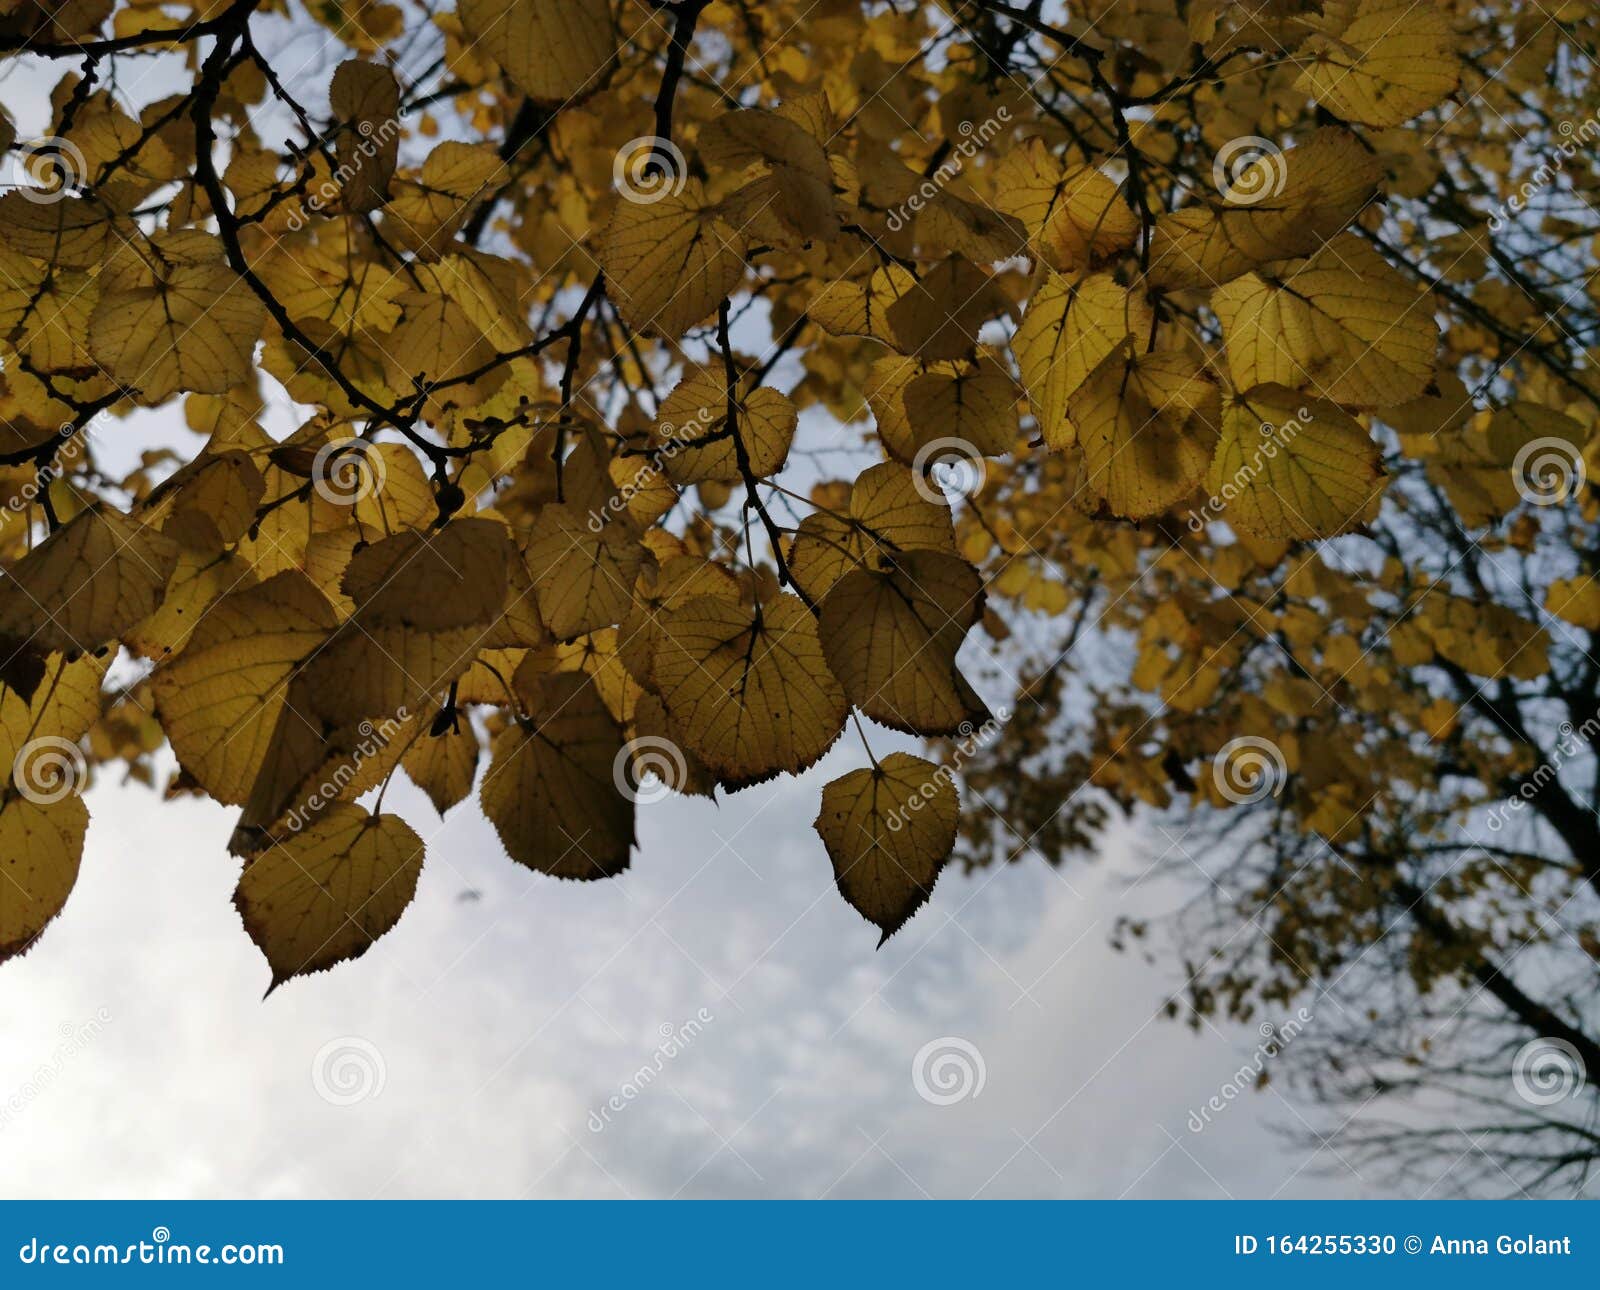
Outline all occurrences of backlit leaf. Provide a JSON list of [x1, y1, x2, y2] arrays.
[[814, 752, 958, 943], [459, 0, 615, 102], [653, 593, 847, 786], [818, 550, 989, 737], [234, 805, 424, 989], [1212, 235, 1437, 408], [0, 506, 180, 657], [480, 672, 634, 879]]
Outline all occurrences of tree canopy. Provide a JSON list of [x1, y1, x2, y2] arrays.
[[0, 0, 1597, 1174]]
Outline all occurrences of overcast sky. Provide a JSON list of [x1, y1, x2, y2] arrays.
[[0, 750, 1373, 1200]]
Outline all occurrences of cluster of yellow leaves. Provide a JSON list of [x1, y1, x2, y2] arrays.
[[0, 0, 1584, 990], [1012, 134, 1416, 538]]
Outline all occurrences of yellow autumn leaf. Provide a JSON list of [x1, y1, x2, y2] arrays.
[[89, 254, 266, 402], [1418, 593, 1548, 681], [1418, 697, 1459, 741], [819, 549, 989, 736], [993, 139, 1139, 271], [386, 142, 507, 253], [480, 672, 634, 879], [1485, 402, 1588, 463], [0, 505, 180, 657], [329, 59, 400, 212], [1212, 235, 1437, 409], [425, 252, 533, 352], [526, 502, 646, 640], [1206, 388, 1384, 538], [651, 368, 796, 483], [882, 258, 1005, 361], [145, 449, 266, 548], [6, 269, 95, 374], [617, 556, 741, 689], [402, 721, 481, 815], [0, 653, 105, 772], [382, 289, 508, 405], [789, 461, 957, 600], [814, 752, 958, 943], [1013, 272, 1154, 447], [1297, 0, 1463, 127], [700, 107, 840, 245], [1145, 129, 1384, 290], [234, 805, 424, 989], [1545, 577, 1600, 630], [653, 592, 847, 786], [0, 194, 123, 267], [809, 265, 917, 343], [0, 794, 88, 963], [126, 547, 255, 661], [479, 546, 549, 649], [866, 353, 1017, 463], [1071, 347, 1220, 519], [913, 191, 1027, 264], [341, 519, 513, 630], [601, 181, 746, 338], [459, 0, 615, 103], [306, 620, 480, 727], [151, 572, 337, 805]]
